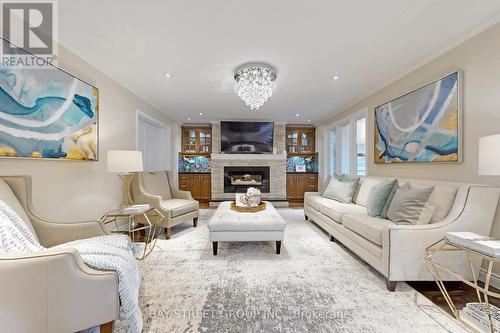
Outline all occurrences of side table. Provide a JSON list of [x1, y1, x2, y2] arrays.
[[425, 237, 500, 333], [100, 205, 164, 259]]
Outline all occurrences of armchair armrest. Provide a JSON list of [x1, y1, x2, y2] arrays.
[[382, 185, 500, 281], [0, 248, 118, 333], [34, 219, 108, 247], [171, 188, 194, 200]]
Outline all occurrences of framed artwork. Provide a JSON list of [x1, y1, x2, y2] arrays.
[[0, 38, 99, 160], [374, 71, 461, 164]]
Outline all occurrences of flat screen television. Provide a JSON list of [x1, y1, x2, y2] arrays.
[[220, 121, 274, 153]]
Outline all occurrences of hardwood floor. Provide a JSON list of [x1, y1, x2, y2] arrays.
[[409, 281, 500, 316]]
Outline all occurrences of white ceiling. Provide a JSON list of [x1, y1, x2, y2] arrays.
[[59, 0, 500, 124]]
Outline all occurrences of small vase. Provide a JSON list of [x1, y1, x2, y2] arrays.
[[248, 195, 260, 207]]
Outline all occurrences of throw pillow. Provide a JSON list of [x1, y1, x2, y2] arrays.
[[381, 181, 399, 219], [322, 174, 360, 203], [386, 183, 435, 225], [366, 179, 397, 217]]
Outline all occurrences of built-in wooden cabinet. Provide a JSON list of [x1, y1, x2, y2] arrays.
[[179, 173, 211, 202], [286, 127, 315, 155], [286, 173, 318, 203], [181, 126, 212, 155]]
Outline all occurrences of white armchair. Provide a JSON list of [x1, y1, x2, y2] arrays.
[[0, 176, 119, 333], [130, 171, 199, 239]]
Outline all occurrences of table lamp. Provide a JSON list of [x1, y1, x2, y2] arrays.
[[107, 150, 144, 207], [479, 134, 500, 176]]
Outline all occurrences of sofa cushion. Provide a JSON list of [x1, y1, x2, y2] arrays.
[[342, 213, 394, 246], [319, 201, 367, 223], [141, 172, 172, 200], [160, 199, 198, 217], [0, 179, 37, 241], [367, 179, 397, 217], [305, 193, 335, 211], [386, 183, 434, 225], [411, 184, 457, 223], [355, 177, 395, 207], [322, 174, 360, 203]]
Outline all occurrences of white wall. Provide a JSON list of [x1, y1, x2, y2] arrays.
[[0, 44, 178, 221]]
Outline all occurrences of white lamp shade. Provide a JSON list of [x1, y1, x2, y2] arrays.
[[107, 150, 144, 173], [479, 134, 500, 175]]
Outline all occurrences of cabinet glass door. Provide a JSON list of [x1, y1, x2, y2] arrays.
[[183, 129, 197, 153], [300, 130, 314, 154], [287, 130, 299, 154], [198, 130, 211, 154]]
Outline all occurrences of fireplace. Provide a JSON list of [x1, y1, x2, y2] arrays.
[[224, 166, 270, 193]]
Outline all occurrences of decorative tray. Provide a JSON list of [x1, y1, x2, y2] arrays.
[[230, 201, 266, 213]]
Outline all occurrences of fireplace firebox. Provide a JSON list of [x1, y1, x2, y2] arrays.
[[224, 166, 270, 193]]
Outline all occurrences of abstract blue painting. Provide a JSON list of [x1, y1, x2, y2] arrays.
[[0, 40, 98, 160], [374, 72, 460, 164]]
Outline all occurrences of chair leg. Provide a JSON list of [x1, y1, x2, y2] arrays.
[[304, 215, 309, 221], [193, 217, 198, 227], [329, 235, 335, 242], [386, 279, 397, 292], [100, 321, 114, 333], [212, 241, 218, 255], [165, 227, 172, 239], [276, 241, 282, 254]]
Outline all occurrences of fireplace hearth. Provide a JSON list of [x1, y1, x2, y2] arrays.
[[224, 166, 270, 193]]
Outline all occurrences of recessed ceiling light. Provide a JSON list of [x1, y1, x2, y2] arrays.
[[187, 118, 191, 121], [332, 75, 339, 80], [295, 113, 300, 117], [307, 119, 311, 123], [165, 73, 172, 78], [199, 112, 203, 116]]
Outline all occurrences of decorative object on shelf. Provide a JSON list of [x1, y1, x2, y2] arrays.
[[479, 134, 500, 176], [0, 39, 99, 160], [286, 153, 319, 172], [246, 187, 261, 207], [375, 71, 461, 164], [295, 164, 306, 172], [235, 193, 248, 207], [230, 201, 267, 213], [107, 150, 144, 207], [234, 62, 277, 110]]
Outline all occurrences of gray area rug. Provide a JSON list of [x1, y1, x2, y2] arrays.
[[115, 208, 466, 333]]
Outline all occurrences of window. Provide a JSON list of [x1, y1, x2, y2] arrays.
[[137, 113, 171, 172], [326, 108, 367, 176], [356, 118, 366, 176], [328, 130, 336, 176], [340, 124, 351, 174]]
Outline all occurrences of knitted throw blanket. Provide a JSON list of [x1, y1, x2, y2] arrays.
[[0, 200, 142, 333]]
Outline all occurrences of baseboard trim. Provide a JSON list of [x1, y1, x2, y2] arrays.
[[479, 268, 500, 289]]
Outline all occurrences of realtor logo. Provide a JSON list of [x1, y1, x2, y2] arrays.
[[1, 0, 58, 68]]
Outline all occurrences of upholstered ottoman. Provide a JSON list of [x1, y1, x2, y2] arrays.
[[208, 201, 286, 255]]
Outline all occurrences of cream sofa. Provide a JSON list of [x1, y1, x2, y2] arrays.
[[304, 176, 500, 291], [131, 171, 199, 239], [0, 176, 118, 333]]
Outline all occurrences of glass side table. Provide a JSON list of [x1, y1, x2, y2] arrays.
[[100, 204, 164, 259], [425, 238, 500, 333]]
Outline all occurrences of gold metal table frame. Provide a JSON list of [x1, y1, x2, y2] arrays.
[[425, 238, 500, 333], [100, 206, 164, 260]]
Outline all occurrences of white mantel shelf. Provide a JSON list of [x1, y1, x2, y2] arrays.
[[210, 153, 287, 161]]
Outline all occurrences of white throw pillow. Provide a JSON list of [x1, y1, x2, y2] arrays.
[[322, 175, 360, 203]]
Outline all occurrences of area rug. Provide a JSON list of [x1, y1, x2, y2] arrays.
[[114, 208, 465, 333]]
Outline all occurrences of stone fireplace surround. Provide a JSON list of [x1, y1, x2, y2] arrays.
[[210, 122, 288, 204]]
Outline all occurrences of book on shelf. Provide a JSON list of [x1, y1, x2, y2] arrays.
[[470, 240, 500, 258], [446, 232, 490, 248], [460, 303, 500, 333], [122, 204, 150, 213]]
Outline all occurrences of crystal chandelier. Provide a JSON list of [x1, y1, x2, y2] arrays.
[[234, 63, 277, 110]]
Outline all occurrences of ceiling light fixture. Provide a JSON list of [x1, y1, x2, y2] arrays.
[[234, 62, 277, 110], [307, 119, 311, 123], [199, 112, 203, 116], [296, 113, 300, 117], [333, 75, 339, 80], [165, 73, 172, 78], [187, 118, 191, 121]]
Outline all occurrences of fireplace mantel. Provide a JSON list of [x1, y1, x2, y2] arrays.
[[210, 153, 286, 161]]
